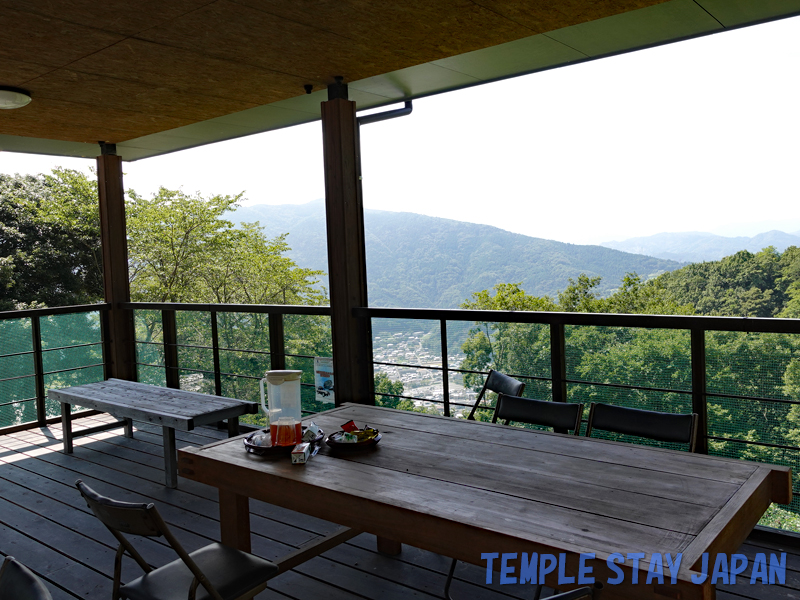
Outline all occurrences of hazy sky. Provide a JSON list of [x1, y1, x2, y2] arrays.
[[2, 15, 799, 245]]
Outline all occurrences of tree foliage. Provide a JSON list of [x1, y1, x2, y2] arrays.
[[0, 170, 103, 310], [127, 188, 324, 305]]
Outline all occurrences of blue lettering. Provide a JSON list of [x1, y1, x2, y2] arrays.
[[769, 553, 787, 585], [539, 554, 557, 585], [627, 552, 645, 584], [607, 553, 625, 585], [646, 553, 664, 585], [520, 553, 538, 585], [729, 554, 747, 584], [711, 553, 729, 585], [578, 553, 595, 584], [500, 553, 517, 585], [750, 553, 768, 584], [691, 553, 708, 584], [482, 553, 499, 584], [557, 553, 575, 586], [665, 553, 682, 584]]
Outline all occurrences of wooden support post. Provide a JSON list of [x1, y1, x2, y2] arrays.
[[691, 328, 709, 454], [162, 309, 180, 389], [97, 145, 136, 381], [321, 80, 374, 405]]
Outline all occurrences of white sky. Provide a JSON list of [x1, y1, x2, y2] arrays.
[[2, 15, 799, 245]]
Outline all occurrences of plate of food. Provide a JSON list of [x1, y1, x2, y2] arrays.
[[325, 422, 381, 451]]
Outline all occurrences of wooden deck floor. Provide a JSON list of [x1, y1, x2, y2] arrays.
[[0, 414, 798, 600]]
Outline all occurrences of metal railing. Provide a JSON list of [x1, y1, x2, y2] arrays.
[[4, 301, 800, 528], [0, 303, 109, 434], [123, 302, 333, 422]]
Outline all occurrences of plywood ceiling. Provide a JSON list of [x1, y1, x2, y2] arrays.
[[0, 0, 799, 160]]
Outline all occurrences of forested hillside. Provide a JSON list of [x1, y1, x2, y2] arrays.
[[233, 201, 682, 308], [479, 245, 800, 318]]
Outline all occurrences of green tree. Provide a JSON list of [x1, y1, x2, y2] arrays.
[[374, 372, 412, 410], [0, 169, 103, 310]]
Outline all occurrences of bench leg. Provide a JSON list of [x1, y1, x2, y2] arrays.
[[124, 418, 134, 438], [163, 426, 177, 488], [61, 402, 73, 454], [377, 536, 402, 555], [227, 417, 240, 437]]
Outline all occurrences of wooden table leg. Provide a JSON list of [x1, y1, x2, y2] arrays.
[[162, 426, 177, 488], [377, 536, 402, 555], [219, 489, 251, 552], [227, 416, 240, 437], [124, 418, 134, 438], [61, 402, 73, 453]]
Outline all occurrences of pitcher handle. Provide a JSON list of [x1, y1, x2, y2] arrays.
[[260, 378, 268, 417]]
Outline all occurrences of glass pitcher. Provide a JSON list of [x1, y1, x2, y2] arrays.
[[260, 370, 302, 446]]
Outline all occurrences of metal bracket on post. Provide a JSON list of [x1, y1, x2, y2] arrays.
[[357, 101, 413, 126]]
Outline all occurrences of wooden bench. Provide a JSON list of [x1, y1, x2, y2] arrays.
[[48, 378, 258, 488]]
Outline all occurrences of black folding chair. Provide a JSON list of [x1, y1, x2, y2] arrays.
[[466, 370, 525, 421], [585, 403, 698, 452], [76, 480, 279, 600], [448, 396, 585, 600], [493, 394, 584, 435], [0, 556, 53, 600]]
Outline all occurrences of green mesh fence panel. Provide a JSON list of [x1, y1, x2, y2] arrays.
[[177, 346, 214, 375], [565, 326, 692, 391], [137, 364, 166, 387], [175, 311, 214, 385], [219, 349, 269, 380], [217, 312, 269, 354], [704, 330, 800, 531], [0, 399, 37, 429], [0, 313, 106, 428], [708, 396, 793, 447], [371, 318, 447, 414], [177, 370, 216, 395], [42, 345, 102, 375], [221, 373, 259, 404], [568, 382, 692, 415], [707, 438, 800, 531], [707, 331, 800, 399], [0, 318, 35, 428], [0, 353, 35, 383], [0, 318, 33, 354], [445, 321, 473, 370], [44, 365, 105, 418], [40, 312, 101, 349], [284, 313, 331, 360], [135, 311, 164, 373]]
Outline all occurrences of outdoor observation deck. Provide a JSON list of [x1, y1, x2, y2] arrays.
[[0, 413, 798, 600]]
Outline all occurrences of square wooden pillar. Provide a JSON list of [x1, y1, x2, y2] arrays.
[[321, 82, 374, 405], [97, 145, 137, 381]]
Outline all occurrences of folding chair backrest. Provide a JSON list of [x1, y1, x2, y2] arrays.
[[493, 395, 583, 435], [0, 556, 53, 600], [76, 479, 162, 537], [586, 403, 698, 452], [467, 370, 525, 420]]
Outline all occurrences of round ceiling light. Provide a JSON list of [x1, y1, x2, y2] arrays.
[[0, 86, 32, 110]]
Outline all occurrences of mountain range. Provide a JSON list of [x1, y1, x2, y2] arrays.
[[230, 201, 682, 308], [601, 230, 800, 263]]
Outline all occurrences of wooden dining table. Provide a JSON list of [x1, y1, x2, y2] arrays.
[[177, 404, 791, 600]]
